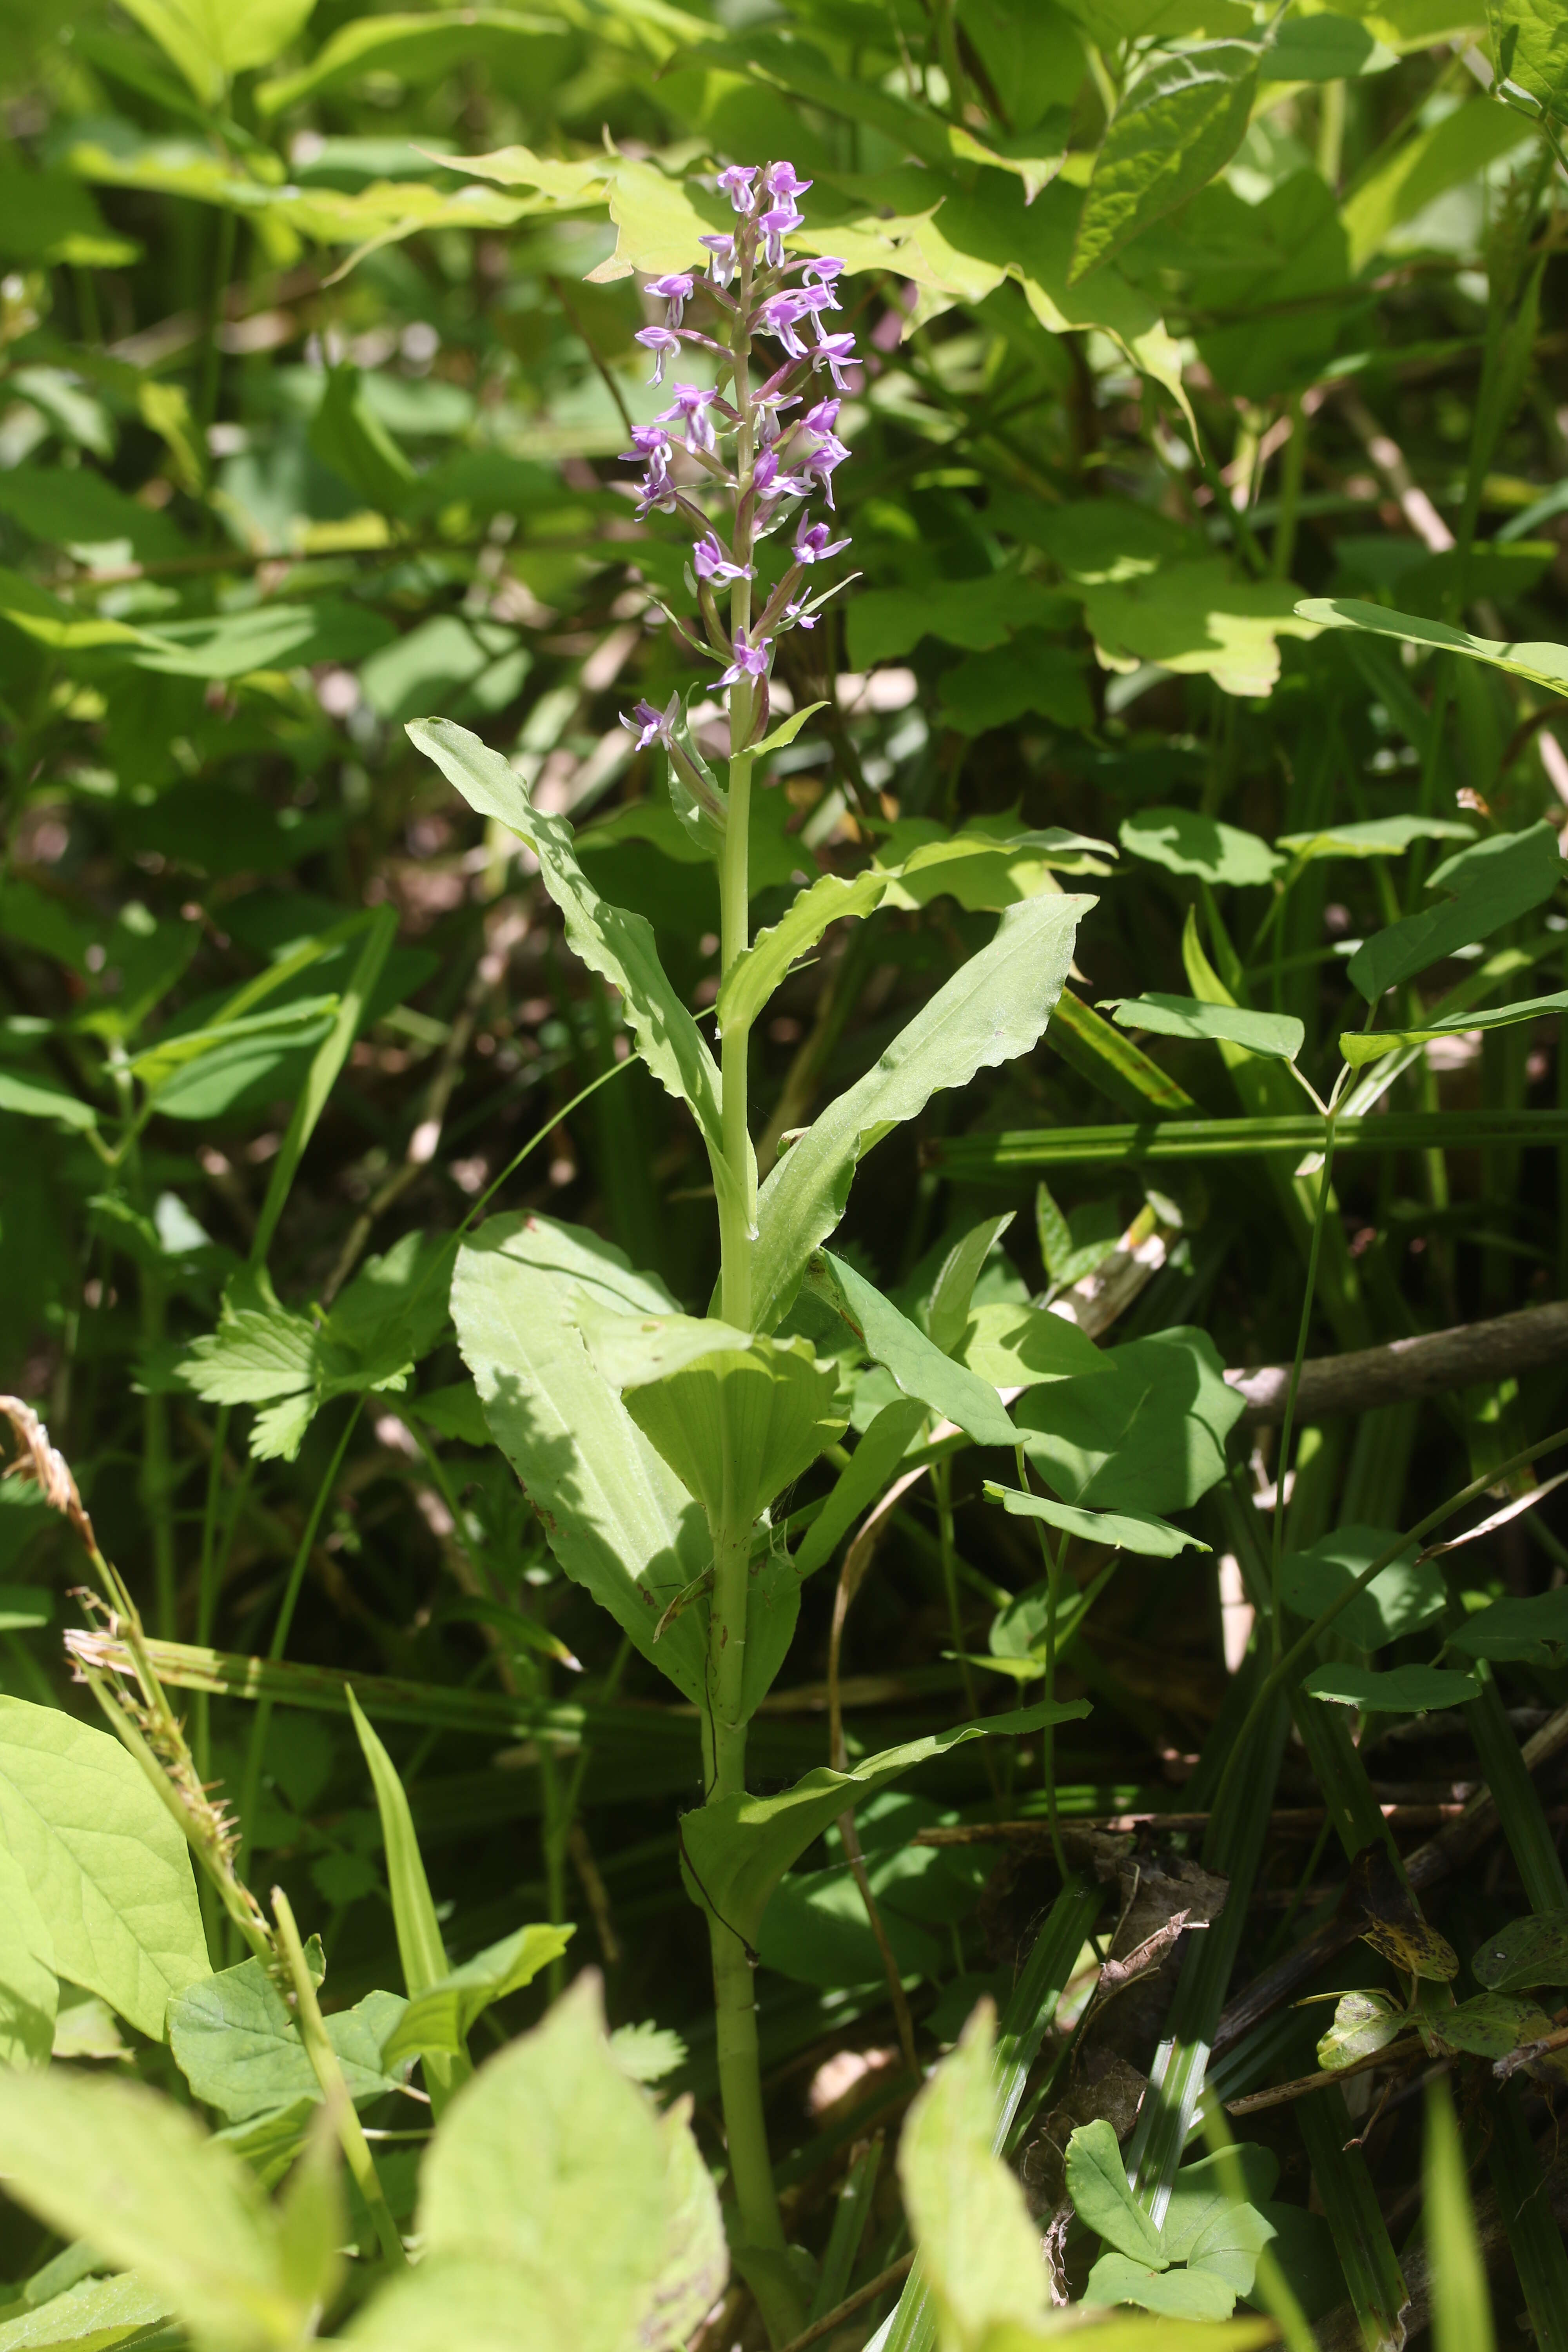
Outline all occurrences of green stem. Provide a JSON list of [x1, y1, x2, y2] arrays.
[[271, 1887, 406, 2269], [234, 1401, 363, 1914], [1270, 1080, 1346, 1658]]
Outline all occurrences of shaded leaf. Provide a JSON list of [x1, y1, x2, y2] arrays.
[[1472, 1911, 1568, 1993], [1120, 807, 1282, 886], [1302, 1664, 1481, 1712], [1317, 1991, 1408, 2070], [984, 1481, 1207, 1557], [1067, 2118, 1167, 2265], [810, 1249, 1018, 1449], [1071, 42, 1261, 280], [1102, 994, 1303, 1063], [168, 1957, 406, 2122]]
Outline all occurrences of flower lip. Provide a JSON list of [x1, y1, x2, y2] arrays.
[[720, 625, 773, 686], [620, 693, 680, 751], [646, 271, 695, 327], [698, 232, 737, 285], [634, 325, 682, 384], [793, 515, 851, 564], [717, 164, 760, 214], [657, 383, 720, 455], [694, 530, 754, 584], [765, 161, 813, 200], [810, 332, 858, 392]]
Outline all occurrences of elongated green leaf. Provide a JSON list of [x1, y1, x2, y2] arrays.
[[1278, 815, 1475, 861], [899, 2003, 1052, 2343], [0, 1845, 56, 2068], [1348, 821, 1563, 1004], [812, 1250, 1018, 1449], [1072, 42, 1260, 280], [680, 1698, 1087, 1948], [749, 699, 829, 760], [0, 2069, 315, 2352], [169, 1958, 406, 2121], [0, 1697, 210, 2041], [792, 1396, 927, 1579], [1069, 2119, 1167, 2265], [0, 1068, 99, 1129], [983, 1482, 1208, 1558], [1299, 597, 1568, 699], [927, 1214, 1015, 1355], [718, 871, 886, 1037], [575, 1307, 755, 1388], [1425, 2079, 1494, 2352], [1050, 987, 1198, 1114], [348, 1690, 464, 2105], [751, 890, 1093, 1331], [380, 1924, 572, 2064], [252, 905, 396, 1266], [258, 8, 556, 116], [0, 2272, 171, 2352], [1302, 1664, 1480, 1712], [408, 719, 727, 1181], [451, 1214, 712, 1704], [309, 367, 415, 514], [118, 0, 317, 103], [1342, 984, 1568, 1065], [1298, 2088, 1408, 2352], [1103, 994, 1304, 1063], [1450, 1588, 1568, 1661]]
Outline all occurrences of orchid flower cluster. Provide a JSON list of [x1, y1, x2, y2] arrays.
[[617, 161, 854, 819]]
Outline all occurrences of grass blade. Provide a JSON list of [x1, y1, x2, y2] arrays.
[[929, 1108, 1568, 1175], [1298, 2085, 1408, 2351], [1425, 2076, 1494, 2352]]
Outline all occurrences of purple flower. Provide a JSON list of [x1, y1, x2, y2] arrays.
[[783, 599, 819, 631], [756, 289, 811, 358], [799, 437, 846, 508], [694, 530, 753, 584], [621, 424, 672, 461], [621, 693, 680, 751], [635, 325, 682, 385], [802, 397, 842, 437], [801, 256, 845, 301], [657, 383, 720, 456], [759, 204, 802, 269], [766, 162, 813, 201], [720, 626, 772, 686], [753, 390, 800, 448], [750, 447, 809, 514], [646, 272, 694, 328], [699, 232, 737, 287], [793, 514, 850, 564], [811, 331, 857, 392], [717, 164, 759, 214]]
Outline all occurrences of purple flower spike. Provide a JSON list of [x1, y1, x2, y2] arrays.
[[621, 693, 680, 752], [766, 162, 813, 201], [811, 331, 857, 392], [759, 204, 803, 270], [717, 164, 759, 215], [646, 271, 695, 328], [720, 626, 772, 687], [699, 232, 737, 286], [657, 383, 720, 456], [635, 325, 682, 385], [694, 530, 753, 585], [793, 514, 850, 564]]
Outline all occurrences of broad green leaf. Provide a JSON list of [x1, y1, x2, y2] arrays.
[[309, 367, 415, 514], [750, 699, 830, 760], [751, 890, 1093, 1332], [1263, 13, 1397, 76], [1071, 42, 1261, 281], [366, 1975, 675, 2352], [1015, 1327, 1244, 1512], [983, 1482, 1208, 1558], [620, 1331, 846, 1525], [1299, 598, 1568, 700], [1488, 0, 1568, 114], [1082, 561, 1321, 697], [1347, 822, 1562, 1003], [408, 720, 727, 1189], [1280, 1527, 1445, 1648], [0, 1070, 98, 1130], [1472, 1911, 1568, 1991], [115, 0, 318, 103], [874, 826, 1112, 912], [1277, 815, 1475, 862], [1184, 2203, 1277, 2303], [1160, 2147, 1279, 2263], [811, 1250, 1018, 1450], [609, 2020, 688, 2084], [1102, 994, 1304, 1064], [899, 2002, 1052, 2343], [0, 1845, 56, 2067], [848, 574, 1075, 666], [718, 871, 886, 1037], [0, 1697, 210, 2041], [131, 606, 324, 680], [679, 1699, 1087, 1949], [1339, 97, 1534, 269], [958, 1301, 1107, 1389], [0, 2069, 311, 2352], [0, 2272, 170, 2352], [791, 1396, 928, 1579], [1450, 1588, 1568, 1661], [168, 1957, 406, 2121], [1119, 807, 1282, 887], [257, 9, 562, 115], [1341, 988, 1568, 1063], [1318, 1990, 1408, 2070], [1067, 2118, 1166, 2266], [576, 1307, 755, 1388], [450, 1214, 712, 1704], [381, 1924, 574, 2065], [643, 2096, 730, 2352], [1084, 2252, 1236, 2318], [927, 1214, 1016, 1355], [1303, 1664, 1481, 1712], [1423, 2080, 1495, 2352], [1425, 1992, 1553, 2060]]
